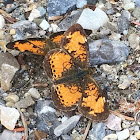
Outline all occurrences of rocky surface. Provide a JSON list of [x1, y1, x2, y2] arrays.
[[0, 0, 139, 139]]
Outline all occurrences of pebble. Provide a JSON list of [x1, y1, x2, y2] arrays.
[[89, 39, 129, 66], [109, 32, 121, 40], [9, 28, 16, 35], [15, 95, 35, 109], [35, 100, 56, 114], [58, 10, 82, 31], [47, 0, 76, 20], [36, 112, 60, 134], [34, 130, 47, 140], [37, 7, 46, 17], [118, 75, 131, 89], [1, 64, 19, 91], [0, 105, 20, 130], [89, 122, 106, 140], [132, 7, 140, 20], [5, 94, 19, 103], [26, 88, 40, 99], [105, 114, 122, 131], [0, 15, 5, 29], [103, 134, 118, 140], [77, 8, 109, 30], [136, 131, 140, 139], [116, 129, 130, 140], [39, 19, 50, 30], [118, 10, 131, 34], [28, 8, 41, 21], [130, 135, 137, 140], [0, 129, 23, 140], [123, 0, 135, 10], [128, 33, 140, 50], [6, 102, 15, 107], [54, 115, 81, 137]]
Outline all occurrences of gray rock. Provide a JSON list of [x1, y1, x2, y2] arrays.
[[89, 39, 129, 66], [118, 10, 131, 34], [36, 112, 60, 134], [15, 95, 35, 108], [26, 88, 40, 99], [0, 105, 20, 130], [47, 0, 77, 19], [35, 100, 56, 114], [54, 115, 81, 136], [0, 129, 23, 140], [58, 10, 82, 31], [37, 7, 46, 17], [76, 0, 87, 8], [132, 7, 140, 20], [89, 122, 106, 140]]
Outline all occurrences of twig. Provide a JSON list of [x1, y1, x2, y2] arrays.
[[13, 127, 24, 132], [0, 9, 17, 23], [15, 105, 28, 140], [82, 120, 92, 140], [131, 21, 140, 26], [110, 110, 134, 121], [32, 83, 48, 88]]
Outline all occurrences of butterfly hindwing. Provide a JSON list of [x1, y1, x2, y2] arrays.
[[78, 76, 109, 121]]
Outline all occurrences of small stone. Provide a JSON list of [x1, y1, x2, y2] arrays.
[[37, 7, 46, 17], [89, 122, 106, 140], [9, 28, 16, 35], [6, 102, 15, 107], [1, 64, 19, 91], [128, 33, 140, 50], [47, 0, 76, 20], [105, 114, 122, 131], [0, 15, 5, 29], [116, 129, 130, 140], [0, 129, 23, 140], [5, 94, 19, 103], [89, 39, 129, 65], [39, 19, 50, 30], [136, 131, 140, 139], [28, 9, 41, 21], [0, 106, 20, 130], [77, 8, 109, 30], [103, 134, 118, 140], [118, 75, 131, 89], [134, 125, 139, 131], [27, 88, 40, 99], [15, 95, 35, 109], [118, 10, 130, 33], [132, 0, 140, 7], [109, 32, 121, 40], [34, 130, 47, 140], [123, 0, 135, 10], [54, 115, 81, 136]]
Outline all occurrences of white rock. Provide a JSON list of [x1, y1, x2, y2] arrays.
[[129, 135, 137, 140], [118, 75, 131, 89], [28, 9, 41, 21], [0, 129, 23, 140], [123, 0, 135, 10], [0, 105, 20, 130], [54, 115, 81, 136], [39, 19, 50, 30], [109, 32, 121, 40], [116, 129, 130, 140], [128, 33, 140, 50], [5, 94, 19, 103], [27, 88, 40, 99], [76, 0, 87, 8], [0, 15, 5, 29], [103, 134, 118, 140], [77, 8, 109, 31], [1, 64, 19, 91]]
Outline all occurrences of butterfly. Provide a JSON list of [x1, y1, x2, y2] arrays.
[[43, 24, 109, 121], [6, 30, 92, 56]]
